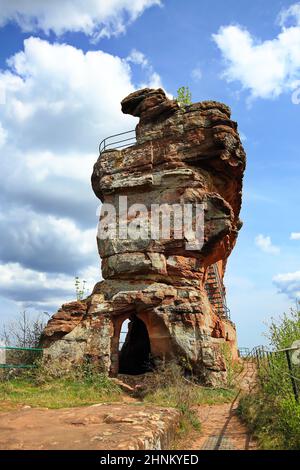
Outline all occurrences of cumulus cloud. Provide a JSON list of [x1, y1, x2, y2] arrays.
[[278, 3, 300, 27], [0, 208, 98, 274], [1, 37, 138, 154], [255, 234, 280, 255], [0, 0, 161, 40], [273, 271, 300, 299], [290, 232, 300, 240], [213, 2, 300, 100], [126, 48, 163, 89], [0, 37, 161, 227], [0, 262, 100, 308], [0, 37, 164, 313]]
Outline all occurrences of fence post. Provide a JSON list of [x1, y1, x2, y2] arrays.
[[255, 349, 259, 367], [285, 350, 299, 403]]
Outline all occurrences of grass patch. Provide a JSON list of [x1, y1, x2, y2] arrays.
[[144, 384, 236, 408], [238, 392, 300, 450], [0, 366, 122, 411]]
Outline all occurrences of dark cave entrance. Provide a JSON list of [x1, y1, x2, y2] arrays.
[[118, 316, 152, 375]]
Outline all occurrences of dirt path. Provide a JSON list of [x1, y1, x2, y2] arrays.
[[190, 395, 256, 450], [185, 360, 258, 451]]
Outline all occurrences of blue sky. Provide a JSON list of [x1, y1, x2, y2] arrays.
[[0, 0, 300, 348]]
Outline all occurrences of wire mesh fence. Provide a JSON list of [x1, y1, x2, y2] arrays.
[[0, 346, 43, 369]]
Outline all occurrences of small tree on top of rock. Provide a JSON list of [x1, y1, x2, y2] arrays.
[[176, 86, 192, 109]]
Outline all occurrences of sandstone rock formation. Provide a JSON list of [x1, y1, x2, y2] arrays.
[[42, 88, 246, 386]]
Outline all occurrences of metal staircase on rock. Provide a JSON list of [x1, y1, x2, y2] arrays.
[[205, 264, 231, 320]]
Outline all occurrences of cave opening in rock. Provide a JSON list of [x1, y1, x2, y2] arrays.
[[118, 315, 153, 375]]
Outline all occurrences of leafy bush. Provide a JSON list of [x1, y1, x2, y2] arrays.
[[238, 307, 300, 449], [238, 393, 300, 449], [221, 343, 243, 388]]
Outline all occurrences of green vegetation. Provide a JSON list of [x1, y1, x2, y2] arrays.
[[144, 382, 235, 408], [0, 363, 121, 411], [238, 308, 300, 450], [74, 276, 88, 300], [238, 393, 300, 450], [221, 342, 244, 388], [176, 86, 192, 108], [0, 376, 121, 411], [139, 361, 236, 440]]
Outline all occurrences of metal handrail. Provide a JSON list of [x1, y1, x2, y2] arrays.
[[212, 263, 231, 320], [244, 344, 300, 402], [99, 129, 136, 156]]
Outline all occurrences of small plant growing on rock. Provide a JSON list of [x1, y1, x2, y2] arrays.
[[176, 86, 192, 109], [75, 276, 87, 301]]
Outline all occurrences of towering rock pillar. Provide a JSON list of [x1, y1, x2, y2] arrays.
[[42, 88, 246, 386]]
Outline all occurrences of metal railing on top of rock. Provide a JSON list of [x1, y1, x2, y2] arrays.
[[99, 129, 136, 156]]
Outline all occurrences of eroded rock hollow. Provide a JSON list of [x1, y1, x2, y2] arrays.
[[42, 88, 246, 385]]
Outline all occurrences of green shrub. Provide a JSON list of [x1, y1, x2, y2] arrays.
[[238, 307, 300, 449], [221, 343, 243, 388], [238, 393, 300, 449]]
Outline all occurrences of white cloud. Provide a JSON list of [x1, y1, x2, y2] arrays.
[[273, 270, 300, 299], [127, 49, 149, 68], [0, 261, 99, 308], [291, 232, 300, 240], [278, 3, 300, 27], [255, 234, 280, 255], [191, 66, 202, 81], [213, 3, 300, 100], [0, 123, 7, 147], [127, 48, 163, 89], [0, 207, 98, 274], [1, 37, 139, 154], [0, 37, 164, 313], [0, 37, 162, 223], [0, 0, 161, 40]]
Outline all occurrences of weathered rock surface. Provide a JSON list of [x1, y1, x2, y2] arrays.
[[0, 404, 180, 450], [42, 88, 246, 386], [42, 301, 87, 347]]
